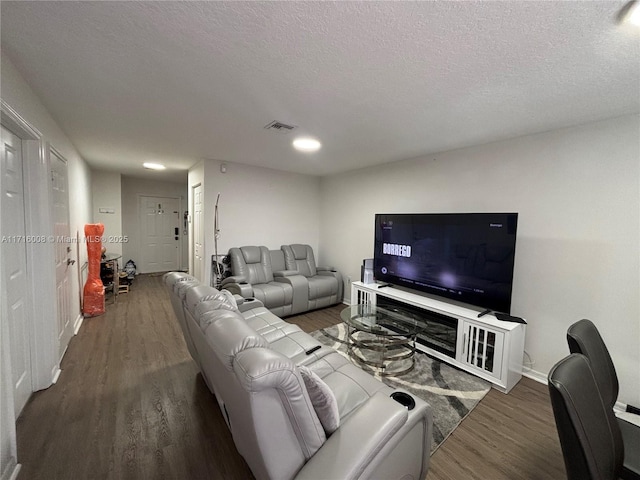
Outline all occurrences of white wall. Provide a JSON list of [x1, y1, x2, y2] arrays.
[[91, 171, 123, 256], [1, 54, 92, 480], [1, 55, 92, 319], [121, 175, 188, 269], [189, 159, 321, 286], [320, 114, 640, 406]]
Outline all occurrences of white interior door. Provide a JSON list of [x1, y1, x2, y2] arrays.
[[1, 125, 32, 419], [192, 184, 204, 281], [139, 196, 180, 273], [51, 148, 73, 362]]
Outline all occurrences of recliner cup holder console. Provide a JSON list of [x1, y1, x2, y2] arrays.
[[391, 392, 415, 410]]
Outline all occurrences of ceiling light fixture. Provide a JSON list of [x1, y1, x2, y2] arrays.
[[143, 162, 166, 170], [619, 0, 640, 26], [292, 137, 321, 152]]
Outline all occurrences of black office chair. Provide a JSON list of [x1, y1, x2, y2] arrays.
[[548, 354, 625, 480], [567, 319, 619, 408], [566, 319, 640, 479]]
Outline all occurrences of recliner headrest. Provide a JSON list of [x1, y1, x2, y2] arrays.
[[241, 246, 263, 264], [163, 271, 196, 287], [185, 284, 221, 312], [204, 312, 268, 371], [175, 279, 200, 299], [291, 244, 310, 260], [196, 295, 240, 328]]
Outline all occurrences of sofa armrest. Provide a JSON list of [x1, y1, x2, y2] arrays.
[[273, 269, 300, 277], [316, 266, 336, 272], [221, 275, 247, 285], [315, 269, 344, 303], [274, 274, 309, 315], [237, 297, 265, 313], [220, 277, 253, 298], [233, 294, 245, 305], [294, 392, 411, 480]]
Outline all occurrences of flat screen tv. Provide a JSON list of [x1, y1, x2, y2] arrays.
[[374, 213, 518, 313]]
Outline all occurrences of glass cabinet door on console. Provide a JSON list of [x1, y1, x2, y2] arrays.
[[460, 322, 505, 379]]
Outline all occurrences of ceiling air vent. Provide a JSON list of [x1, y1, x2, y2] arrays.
[[264, 120, 297, 134]]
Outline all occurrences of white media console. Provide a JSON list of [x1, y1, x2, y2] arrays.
[[350, 281, 525, 393]]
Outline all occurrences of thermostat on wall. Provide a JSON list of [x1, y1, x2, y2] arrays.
[[98, 207, 115, 214]]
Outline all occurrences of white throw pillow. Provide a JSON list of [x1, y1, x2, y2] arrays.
[[299, 365, 340, 435]]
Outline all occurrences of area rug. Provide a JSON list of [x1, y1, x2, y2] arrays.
[[310, 323, 491, 453]]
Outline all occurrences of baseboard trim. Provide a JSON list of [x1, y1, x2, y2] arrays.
[[73, 313, 84, 335], [614, 401, 630, 415], [51, 366, 62, 384], [0, 460, 21, 480], [522, 367, 547, 385]]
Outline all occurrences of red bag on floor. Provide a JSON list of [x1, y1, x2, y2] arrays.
[[83, 223, 105, 317]]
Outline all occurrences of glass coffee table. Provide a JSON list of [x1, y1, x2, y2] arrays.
[[340, 304, 425, 376]]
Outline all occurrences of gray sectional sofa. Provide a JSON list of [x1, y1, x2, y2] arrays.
[[164, 271, 433, 480], [221, 244, 343, 317]]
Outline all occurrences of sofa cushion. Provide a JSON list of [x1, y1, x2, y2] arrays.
[[307, 352, 393, 420], [253, 282, 293, 309], [242, 306, 287, 328], [299, 366, 340, 434], [269, 331, 322, 362]]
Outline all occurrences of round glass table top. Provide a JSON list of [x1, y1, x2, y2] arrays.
[[340, 304, 424, 336]]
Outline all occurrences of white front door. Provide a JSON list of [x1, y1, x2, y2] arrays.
[[139, 196, 180, 273], [192, 184, 204, 281], [51, 148, 74, 362], [1, 125, 32, 419]]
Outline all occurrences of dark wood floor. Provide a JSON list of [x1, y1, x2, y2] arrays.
[[16, 275, 565, 479]]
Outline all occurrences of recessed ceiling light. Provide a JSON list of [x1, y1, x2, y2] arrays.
[[619, 0, 640, 26], [143, 162, 166, 170], [292, 137, 321, 152]]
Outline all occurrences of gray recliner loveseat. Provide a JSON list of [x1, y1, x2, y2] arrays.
[[221, 244, 343, 317], [164, 271, 433, 480]]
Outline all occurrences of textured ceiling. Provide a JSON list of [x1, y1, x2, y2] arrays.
[[1, 1, 639, 180]]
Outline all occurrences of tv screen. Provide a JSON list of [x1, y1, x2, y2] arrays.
[[374, 213, 518, 313]]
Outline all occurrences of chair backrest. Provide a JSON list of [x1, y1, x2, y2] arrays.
[[566, 319, 619, 409], [189, 294, 267, 422], [548, 353, 623, 480], [269, 248, 287, 272], [184, 284, 224, 314], [282, 244, 317, 277], [163, 271, 198, 321], [192, 299, 325, 480], [229, 347, 326, 480], [163, 272, 199, 362], [228, 246, 274, 284]]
